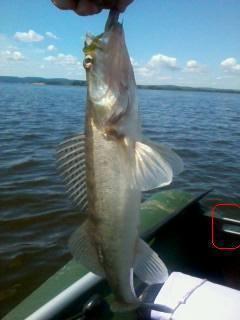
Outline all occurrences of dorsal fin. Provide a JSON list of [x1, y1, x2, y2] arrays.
[[56, 133, 88, 212]]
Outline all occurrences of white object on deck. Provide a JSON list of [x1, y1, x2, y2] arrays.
[[26, 272, 102, 320], [151, 272, 240, 320]]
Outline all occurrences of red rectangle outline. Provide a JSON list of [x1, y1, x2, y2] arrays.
[[211, 203, 240, 251]]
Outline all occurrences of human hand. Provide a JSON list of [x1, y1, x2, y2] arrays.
[[52, 0, 134, 16]]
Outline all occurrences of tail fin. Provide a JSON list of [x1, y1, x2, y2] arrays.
[[111, 239, 168, 313]]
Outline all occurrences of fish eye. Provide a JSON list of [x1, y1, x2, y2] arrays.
[[85, 56, 93, 64], [83, 55, 93, 69]]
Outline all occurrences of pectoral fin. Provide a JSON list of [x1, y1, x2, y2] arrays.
[[134, 239, 168, 284], [69, 221, 105, 277], [134, 139, 183, 191], [56, 133, 88, 212]]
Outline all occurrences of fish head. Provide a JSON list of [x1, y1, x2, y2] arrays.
[[83, 23, 135, 128]]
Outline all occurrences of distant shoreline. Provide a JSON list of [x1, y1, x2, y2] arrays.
[[0, 76, 239, 95]]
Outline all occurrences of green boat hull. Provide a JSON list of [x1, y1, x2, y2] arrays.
[[5, 189, 235, 320]]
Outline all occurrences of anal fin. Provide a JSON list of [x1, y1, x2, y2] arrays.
[[69, 221, 105, 277], [134, 239, 168, 285]]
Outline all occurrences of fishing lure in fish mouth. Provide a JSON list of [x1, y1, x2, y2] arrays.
[[56, 9, 184, 313]]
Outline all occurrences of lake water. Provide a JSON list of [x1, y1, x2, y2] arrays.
[[0, 83, 239, 317]]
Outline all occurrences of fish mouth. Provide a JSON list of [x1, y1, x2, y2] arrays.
[[83, 10, 120, 56], [85, 10, 124, 112], [105, 9, 120, 31]]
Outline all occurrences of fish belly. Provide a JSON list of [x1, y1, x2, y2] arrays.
[[86, 119, 140, 306]]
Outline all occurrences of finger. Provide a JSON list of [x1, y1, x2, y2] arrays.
[[51, 0, 77, 10], [94, 0, 113, 10], [75, 0, 102, 16]]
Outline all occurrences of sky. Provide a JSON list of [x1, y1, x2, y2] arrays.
[[0, 0, 240, 89]]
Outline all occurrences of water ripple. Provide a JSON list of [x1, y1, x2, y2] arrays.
[[0, 83, 239, 317]]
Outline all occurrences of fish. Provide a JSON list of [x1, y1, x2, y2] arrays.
[[56, 11, 183, 312]]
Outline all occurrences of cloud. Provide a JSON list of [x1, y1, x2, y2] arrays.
[[14, 30, 44, 42], [185, 59, 201, 72], [47, 44, 57, 52], [44, 53, 79, 65], [220, 57, 240, 73], [45, 32, 59, 40], [147, 54, 178, 70], [135, 66, 153, 79], [1, 50, 24, 61], [186, 59, 198, 68], [131, 53, 179, 84]]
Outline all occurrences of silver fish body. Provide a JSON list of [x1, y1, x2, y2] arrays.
[[84, 24, 141, 308], [86, 116, 140, 307], [57, 19, 183, 312]]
